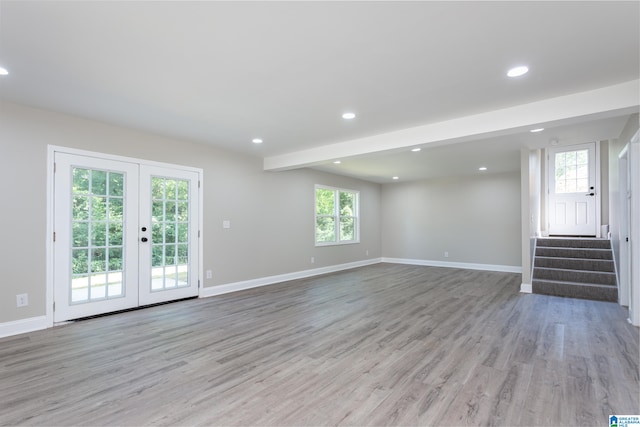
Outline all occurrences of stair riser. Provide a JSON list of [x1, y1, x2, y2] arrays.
[[535, 247, 612, 260], [536, 239, 611, 249], [534, 257, 614, 272], [532, 281, 618, 302], [533, 268, 617, 285]]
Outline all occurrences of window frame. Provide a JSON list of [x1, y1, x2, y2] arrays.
[[314, 184, 360, 246]]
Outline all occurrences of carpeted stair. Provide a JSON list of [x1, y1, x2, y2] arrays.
[[532, 238, 618, 302]]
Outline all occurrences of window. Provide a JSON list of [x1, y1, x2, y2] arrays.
[[555, 149, 589, 193], [315, 185, 359, 245]]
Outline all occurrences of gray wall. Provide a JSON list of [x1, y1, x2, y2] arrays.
[[380, 171, 522, 268], [0, 102, 382, 323]]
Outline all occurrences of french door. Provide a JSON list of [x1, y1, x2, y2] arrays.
[[53, 152, 200, 322], [548, 142, 597, 236]]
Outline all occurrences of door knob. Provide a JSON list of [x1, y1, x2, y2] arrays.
[[141, 237, 148, 242]]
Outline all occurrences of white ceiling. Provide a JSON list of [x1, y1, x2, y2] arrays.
[[1, 1, 638, 183]]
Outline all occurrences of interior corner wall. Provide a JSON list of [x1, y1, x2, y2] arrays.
[[539, 148, 548, 236], [529, 149, 542, 238], [609, 113, 639, 273], [528, 149, 542, 283], [0, 101, 382, 324], [600, 140, 610, 228], [520, 148, 532, 286], [380, 171, 522, 268]]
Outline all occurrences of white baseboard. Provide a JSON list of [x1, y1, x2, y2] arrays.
[[381, 257, 522, 274], [520, 283, 533, 293], [0, 316, 48, 339], [200, 258, 383, 298]]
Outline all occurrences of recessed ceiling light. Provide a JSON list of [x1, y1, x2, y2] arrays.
[[411, 148, 421, 152], [333, 160, 341, 164], [507, 65, 529, 77], [342, 112, 356, 120], [392, 176, 399, 180], [479, 167, 488, 171], [0, 67, 8, 76], [530, 128, 545, 133], [252, 138, 263, 144]]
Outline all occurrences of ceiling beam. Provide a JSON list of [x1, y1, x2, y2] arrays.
[[264, 80, 639, 171]]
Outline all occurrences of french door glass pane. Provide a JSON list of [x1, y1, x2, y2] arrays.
[[150, 177, 190, 292], [70, 168, 125, 304]]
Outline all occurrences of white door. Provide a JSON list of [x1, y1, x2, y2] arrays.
[[54, 152, 200, 322], [548, 142, 597, 236], [138, 165, 200, 306]]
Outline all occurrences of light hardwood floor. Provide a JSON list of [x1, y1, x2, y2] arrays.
[[1, 264, 638, 426]]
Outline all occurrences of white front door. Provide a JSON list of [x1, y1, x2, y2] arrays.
[[54, 152, 200, 322], [548, 142, 597, 236]]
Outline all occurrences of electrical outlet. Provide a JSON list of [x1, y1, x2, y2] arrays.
[[311, 257, 315, 264], [206, 270, 212, 279], [16, 293, 28, 307], [444, 251, 449, 258], [366, 249, 369, 256]]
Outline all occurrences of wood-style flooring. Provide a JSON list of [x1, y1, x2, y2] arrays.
[[1, 264, 638, 426]]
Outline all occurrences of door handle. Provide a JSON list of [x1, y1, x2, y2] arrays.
[[585, 193, 595, 196], [141, 237, 148, 242]]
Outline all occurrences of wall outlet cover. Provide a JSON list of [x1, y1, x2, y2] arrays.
[[16, 293, 28, 307]]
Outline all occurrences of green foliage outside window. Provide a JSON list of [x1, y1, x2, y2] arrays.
[[315, 186, 358, 244], [71, 168, 124, 275]]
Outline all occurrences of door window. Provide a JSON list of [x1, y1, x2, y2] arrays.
[[150, 176, 191, 291], [554, 149, 589, 194], [70, 168, 126, 303]]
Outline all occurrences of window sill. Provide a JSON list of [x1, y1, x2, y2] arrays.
[[315, 240, 360, 247]]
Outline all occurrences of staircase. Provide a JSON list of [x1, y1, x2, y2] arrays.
[[532, 238, 618, 302]]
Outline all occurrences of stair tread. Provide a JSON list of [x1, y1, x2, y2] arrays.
[[535, 256, 613, 262], [532, 278, 618, 288], [536, 239, 611, 249], [534, 247, 613, 260], [535, 247, 611, 252], [533, 266, 616, 275]]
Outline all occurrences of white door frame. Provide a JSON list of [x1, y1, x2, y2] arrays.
[[618, 145, 631, 307], [628, 130, 640, 326], [46, 145, 204, 326], [544, 141, 601, 237]]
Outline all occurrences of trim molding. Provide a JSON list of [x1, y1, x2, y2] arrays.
[[0, 316, 48, 339], [520, 283, 533, 293], [382, 257, 522, 274], [200, 258, 383, 298]]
